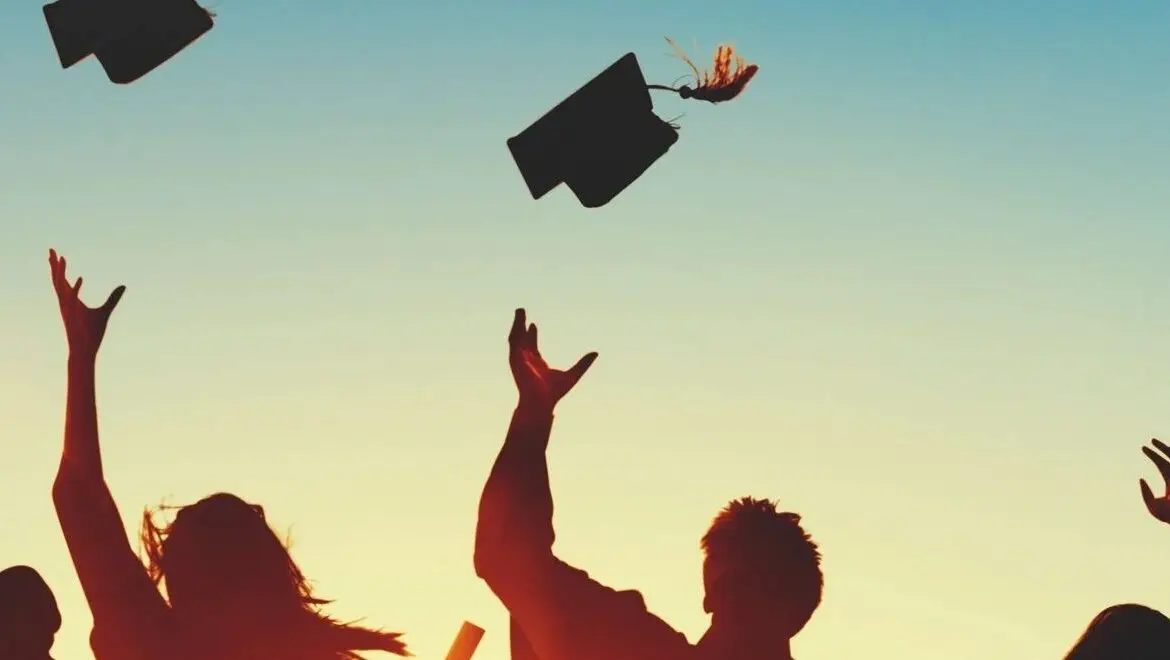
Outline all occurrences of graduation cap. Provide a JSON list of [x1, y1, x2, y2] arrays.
[[507, 40, 760, 208], [43, 0, 214, 84], [507, 53, 680, 209]]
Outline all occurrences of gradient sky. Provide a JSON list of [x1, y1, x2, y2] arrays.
[[2, 1, 1170, 659]]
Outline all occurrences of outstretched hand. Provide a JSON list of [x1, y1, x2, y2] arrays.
[[1139, 438, 1170, 525], [508, 308, 598, 413], [49, 249, 125, 362]]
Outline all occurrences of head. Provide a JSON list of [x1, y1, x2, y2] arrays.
[[700, 497, 822, 641], [1064, 603, 1170, 660], [0, 565, 61, 657], [141, 492, 407, 657]]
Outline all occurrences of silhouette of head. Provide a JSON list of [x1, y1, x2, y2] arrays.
[[1064, 603, 1170, 660], [140, 492, 406, 657], [0, 565, 61, 657], [700, 497, 822, 640]]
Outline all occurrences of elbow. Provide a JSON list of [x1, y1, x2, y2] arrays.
[[475, 533, 550, 588], [51, 465, 103, 511], [51, 468, 71, 502], [473, 533, 501, 582], [474, 529, 524, 585], [51, 471, 76, 511]]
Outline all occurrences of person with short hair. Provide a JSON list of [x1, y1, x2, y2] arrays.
[[474, 309, 824, 660], [0, 565, 61, 660]]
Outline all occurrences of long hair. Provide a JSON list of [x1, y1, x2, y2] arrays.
[[139, 493, 407, 659], [1063, 603, 1170, 660]]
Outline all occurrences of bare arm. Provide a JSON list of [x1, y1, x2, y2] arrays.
[[476, 310, 692, 660], [474, 405, 556, 575], [48, 251, 168, 641], [475, 406, 692, 660], [60, 355, 104, 478], [474, 405, 562, 660], [54, 356, 167, 629]]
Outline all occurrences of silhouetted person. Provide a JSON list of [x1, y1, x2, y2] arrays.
[[1064, 604, 1170, 660], [47, 249, 409, 660], [1061, 438, 1170, 660], [0, 565, 61, 659], [475, 309, 823, 660]]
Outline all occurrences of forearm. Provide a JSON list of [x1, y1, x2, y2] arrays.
[[475, 404, 556, 571], [59, 355, 104, 481]]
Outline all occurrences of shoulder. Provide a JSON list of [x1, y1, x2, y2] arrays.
[[567, 576, 694, 657]]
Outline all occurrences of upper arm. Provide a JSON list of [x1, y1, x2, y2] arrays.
[[53, 470, 169, 634], [482, 552, 692, 660]]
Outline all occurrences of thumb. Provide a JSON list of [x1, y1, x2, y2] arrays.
[[1140, 478, 1157, 512], [101, 286, 126, 314], [564, 352, 599, 388]]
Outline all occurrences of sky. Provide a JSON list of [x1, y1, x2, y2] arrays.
[[2, 1, 1169, 658]]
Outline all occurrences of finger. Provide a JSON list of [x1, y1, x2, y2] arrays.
[[509, 309, 527, 346], [1153, 438, 1170, 458], [51, 254, 67, 283], [1141, 479, 1157, 512], [564, 352, 599, 387], [527, 323, 540, 353], [1142, 445, 1170, 485], [72, 277, 83, 295], [101, 286, 126, 314], [48, 251, 62, 287]]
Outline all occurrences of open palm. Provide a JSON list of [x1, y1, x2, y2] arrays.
[[49, 249, 125, 360], [1139, 438, 1170, 525], [508, 308, 598, 411]]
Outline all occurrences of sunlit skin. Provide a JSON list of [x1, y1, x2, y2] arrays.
[[475, 309, 821, 660], [46, 250, 408, 660]]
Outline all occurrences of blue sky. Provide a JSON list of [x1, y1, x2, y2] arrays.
[[2, 2, 1169, 659]]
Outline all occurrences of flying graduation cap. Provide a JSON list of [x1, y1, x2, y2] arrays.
[[507, 38, 759, 208], [43, 0, 214, 84]]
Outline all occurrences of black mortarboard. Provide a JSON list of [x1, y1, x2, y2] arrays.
[[507, 53, 679, 208], [43, 0, 213, 84]]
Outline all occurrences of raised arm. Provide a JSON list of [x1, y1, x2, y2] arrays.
[[474, 309, 692, 660], [48, 250, 167, 634], [474, 402, 557, 573]]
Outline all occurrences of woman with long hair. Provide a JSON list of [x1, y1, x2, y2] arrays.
[[48, 250, 409, 660], [1063, 603, 1170, 660]]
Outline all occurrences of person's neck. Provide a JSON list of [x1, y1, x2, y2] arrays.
[[697, 624, 793, 660]]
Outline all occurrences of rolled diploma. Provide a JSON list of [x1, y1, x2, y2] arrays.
[[444, 621, 485, 660]]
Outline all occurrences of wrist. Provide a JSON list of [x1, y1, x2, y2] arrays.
[[513, 401, 554, 426]]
